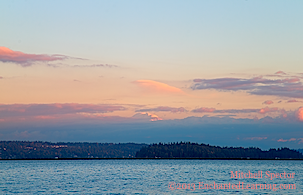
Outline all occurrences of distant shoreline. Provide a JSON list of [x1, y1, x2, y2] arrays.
[[2, 141, 303, 160]]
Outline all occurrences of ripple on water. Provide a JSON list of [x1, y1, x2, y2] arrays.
[[0, 160, 302, 194]]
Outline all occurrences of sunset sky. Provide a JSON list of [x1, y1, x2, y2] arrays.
[[1, 0, 303, 149]]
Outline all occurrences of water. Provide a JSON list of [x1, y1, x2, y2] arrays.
[[0, 160, 302, 194]]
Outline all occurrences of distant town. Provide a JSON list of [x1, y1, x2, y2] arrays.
[[0, 141, 146, 159]]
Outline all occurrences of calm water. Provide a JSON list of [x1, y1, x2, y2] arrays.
[[0, 160, 302, 194]]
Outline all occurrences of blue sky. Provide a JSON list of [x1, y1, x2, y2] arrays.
[[2, 0, 303, 75]]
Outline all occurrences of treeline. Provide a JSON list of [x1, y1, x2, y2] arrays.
[[0, 141, 146, 159], [297, 149, 303, 155], [1, 141, 302, 159], [136, 142, 303, 159]]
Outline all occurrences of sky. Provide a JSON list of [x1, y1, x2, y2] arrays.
[[1, 0, 303, 149]]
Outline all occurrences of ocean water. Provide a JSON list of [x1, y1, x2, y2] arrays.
[[0, 160, 302, 194]]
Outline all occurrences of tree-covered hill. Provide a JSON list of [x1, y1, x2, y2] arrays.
[[136, 142, 303, 159], [0, 141, 146, 159], [1, 141, 302, 159]]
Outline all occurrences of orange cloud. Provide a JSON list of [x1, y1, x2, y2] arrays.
[[259, 107, 279, 114], [297, 107, 303, 121], [134, 80, 184, 94]]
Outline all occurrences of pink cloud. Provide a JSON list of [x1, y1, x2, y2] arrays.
[[0, 103, 126, 118], [275, 71, 287, 75], [136, 106, 187, 113], [192, 107, 216, 113], [0, 76, 3, 79], [192, 107, 280, 114], [287, 99, 301, 103], [245, 137, 267, 141], [277, 138, 297, 142], [262, 100, 273, 105], [277, 139, 288, 142], [0, 46, 67, 66], [283, 78, 300, 83], [134, 80, 184, 94]]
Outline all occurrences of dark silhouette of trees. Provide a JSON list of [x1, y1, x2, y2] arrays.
[[1, 141, 302, 159], [136, 142, 303, 159]]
